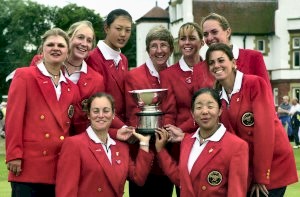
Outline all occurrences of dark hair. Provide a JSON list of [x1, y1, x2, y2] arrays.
[[205, 43, 234, 62], [105, 9, 132, 27], [87, 92, 115, 113], [191, 88, 221, 111], [178, 22, 203, 40], [205, 43, 235, 92], [201, 13, 231, 40]]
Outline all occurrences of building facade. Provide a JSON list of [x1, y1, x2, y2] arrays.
[[136, 0, 300, 105]]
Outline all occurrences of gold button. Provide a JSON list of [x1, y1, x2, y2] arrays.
[[45, 133, 50, 138], [60, 136, 65, 140], [43, 150, 47, 155], [97, 187, 102, 192], [202, 186, 206, 190], [40, 115, 45, 120]]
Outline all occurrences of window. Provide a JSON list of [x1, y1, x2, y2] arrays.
[[294, 51, 300, 67], [273, 88, 278, 106], [293, 37, 300, 49], [292, 88, 300, 102], [257, 40, 265, 53]]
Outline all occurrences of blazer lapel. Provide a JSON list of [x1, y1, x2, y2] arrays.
[[34, 69, 63, 128], [189, 141, 221, 181], [88, 140, 122, 196], [180, 136, 197, 196]]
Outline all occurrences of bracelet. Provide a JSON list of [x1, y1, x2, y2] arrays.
[[139, 142, 149, 147]]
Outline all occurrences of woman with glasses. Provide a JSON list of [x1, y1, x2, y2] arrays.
[[124, 25, 175, 197]]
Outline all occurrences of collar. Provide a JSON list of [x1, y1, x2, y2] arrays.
[[220, 70, 243, 103], [179, 56, 193, 72], [146, 58, 160, 79], [232, 44, 240, 60], [192, 123, 226, 142], [37, 61, 67, 83], [86, 126, 116, 146], [97, 40, 121, 66], [80, 60, 88, 74]]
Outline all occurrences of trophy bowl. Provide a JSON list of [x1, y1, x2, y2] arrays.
[[129, 89, 167, 134], [129, 88, 167, 108]]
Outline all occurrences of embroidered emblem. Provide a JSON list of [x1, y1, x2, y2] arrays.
[[241, 112, 254, 127], [68, 105, 74, 118], [81, 99, 88, 112], [185, 77, 192, 84], [207, 170, 222, 186], [116, 152, 119, 156], [116, 160, 121, 164], [208, 148, 213, 153]]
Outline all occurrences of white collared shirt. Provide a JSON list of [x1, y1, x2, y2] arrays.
[[220, 70, 243, 103], [179, 56, 193, 72], [64, 60, 88, 84], [187, 123, 226, 174], [145, 58, 160, 80], [232, 44, 240, 60], [37, 62, 67, 100], [86, 126, 116, 164], [97, 40, 121, 67]]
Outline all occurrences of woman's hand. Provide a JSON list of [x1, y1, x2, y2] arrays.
[[116, 126, 134, 141], [132, 129, 151, 152], [164, 124, 185, 142], [250, 183, 268, 197], [7, 159, 22, 176], [155, 127, 170, 152]]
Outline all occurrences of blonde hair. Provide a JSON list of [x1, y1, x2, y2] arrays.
[[38, 28, 69, 54], [67, 20, 96, 48]]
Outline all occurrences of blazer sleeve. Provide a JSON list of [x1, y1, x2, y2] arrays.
[[228, 140, 249, 197], [156, 148, 180, 186], [128, 148, 154, 186], [56, 138, 81, 197], [5, 69, 27, 162], [160, 71, 176, 126]]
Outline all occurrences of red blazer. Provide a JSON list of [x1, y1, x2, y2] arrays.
[[86, 48, 128, 138], [157, 131, 249, 197], [160, 62, 214, 133], [220, 74, 298, 189], [193, 48, 271, 92], [71, 65, 105, 134], [56, 132, 154, 197], [5, 66, 81, 184], [124, 64, 161, 127]]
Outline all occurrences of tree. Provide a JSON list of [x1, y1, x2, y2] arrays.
[[52, 4, 105, 41], [0, 0, 53, 95]]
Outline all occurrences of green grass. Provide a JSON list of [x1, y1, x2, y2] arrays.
[[0, 138, 299, 196]]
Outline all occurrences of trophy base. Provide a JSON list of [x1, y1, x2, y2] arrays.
[[136, 128, 156, 135]]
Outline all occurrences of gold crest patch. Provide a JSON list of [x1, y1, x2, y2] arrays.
[[241, 112, 254, 126], [68, 105, 74, 118], [207, 170, 222, 186], [81, 99, 88, 112]]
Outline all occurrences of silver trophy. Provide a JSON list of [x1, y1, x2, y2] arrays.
[[129, 88, 167, 134]]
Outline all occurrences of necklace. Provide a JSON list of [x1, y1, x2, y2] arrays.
[[67, 60, 82, 68], [47, 70, 60, 79]]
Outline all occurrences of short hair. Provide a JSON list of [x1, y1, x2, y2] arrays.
[[105, 9, 132, 27], [67, 20, 96, 48], [87, 92, 115, 114], [178, 22, 203, 40], [38, 28, 69, 54], [145, 25, 174, 53], [191, 88, 221, 111]]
